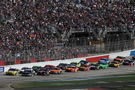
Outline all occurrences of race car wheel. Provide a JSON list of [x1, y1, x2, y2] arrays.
[[130, 63, 134, 66], [45, 72, 50, 76], [31, 74, 34, 77], [98, 67, 102, 70], [96, 67, 100, 70], [116, 65, 119, 68], [15, 72, 18, 76], [74, 69, 77, 72], [58, 71, 62, 74]]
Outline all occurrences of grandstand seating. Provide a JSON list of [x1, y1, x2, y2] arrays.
[[0, 0, 134, 65]]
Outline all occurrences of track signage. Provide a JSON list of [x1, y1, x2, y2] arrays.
[[0, 67, 4, 72]]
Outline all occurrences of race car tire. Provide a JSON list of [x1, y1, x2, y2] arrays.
[[99, 67, 102, 70], [15, 72, 19, 76], [116, 65, 119, 68], [58, 71, 62, 74], [74, 69, 77, 72]]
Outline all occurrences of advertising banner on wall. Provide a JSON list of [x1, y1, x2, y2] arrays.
[[130, 51, 135, 56], [0, 67, 4, 72]]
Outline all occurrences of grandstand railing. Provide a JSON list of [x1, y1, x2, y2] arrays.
[[0, 39, 134, 66]]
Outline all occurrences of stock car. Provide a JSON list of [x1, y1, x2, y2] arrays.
[[65, 65, 79, 72], [90, 63, 100, 70], [19, 67, 32, 74], [116, 56, 125, 59], [44, 65, 55, 68], [44, 65, 62, 74], [90, 62, 109, 70], [57, 63, 69, 70], [32, 66, 42, 73], [99, 63, 109, 69], [49, 67, 62, 74], [21, 69, 36, 77], [99, 58, 110, 64], [123, 58, 135, 66], [70, 62, 81, 68], [79, 64, 90, 71], [36, 68, 50, 76], [109, 61, 120, 68], [79, 60, 91, 66], [113, 58, 124, 65], [5, 68, 20, 76]]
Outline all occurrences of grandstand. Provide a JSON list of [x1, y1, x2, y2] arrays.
[[0, 0, 135, 65]]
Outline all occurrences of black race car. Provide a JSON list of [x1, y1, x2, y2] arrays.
[[90, 63, 100, 70], [21, 69, 35, 77], [123, 58, 135, 66], [57, 63, 69, 70], [79, 60, 90, 66], [36, 68, 50, 76]]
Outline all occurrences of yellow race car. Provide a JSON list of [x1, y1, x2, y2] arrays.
[[109, 61, 120, 68], [6, 68, 19, 76]]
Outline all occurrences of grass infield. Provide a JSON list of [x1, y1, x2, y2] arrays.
[[11, 73, 135, 90]]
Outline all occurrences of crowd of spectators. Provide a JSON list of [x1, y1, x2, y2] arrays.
[[0, 0, 134, 62]]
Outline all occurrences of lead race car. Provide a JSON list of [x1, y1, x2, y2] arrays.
[[5, 68, 20, 76]]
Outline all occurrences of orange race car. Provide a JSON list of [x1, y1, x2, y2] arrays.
[[113, 58, 124, 65], [65, 66, 79, 72], [49, 67, 62, 74], [79, 64, 90, 71]]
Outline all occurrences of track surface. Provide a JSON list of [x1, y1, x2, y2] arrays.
[[0, 65, 135, 90]]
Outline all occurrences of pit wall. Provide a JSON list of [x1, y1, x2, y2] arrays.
[[2, 49, 135, 72]]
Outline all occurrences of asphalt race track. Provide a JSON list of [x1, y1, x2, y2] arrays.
[[0, 65, 135, 90]]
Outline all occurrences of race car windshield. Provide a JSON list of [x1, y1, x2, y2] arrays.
[[24, 70, 32, 73], [21, 67, 30, 70], [111, 62, 117, 64], [9, 69, 16, 71], [59, 64, 67, 66]]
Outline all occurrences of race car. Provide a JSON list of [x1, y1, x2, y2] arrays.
[[79, 60, 91, 66], [57, 63, 69, 70], [44, 65, 55, 68], [36, 68, 50, 76], [99, 58, 110, 64], [5, 68, 20, 76], [65, 66, 79, 72], [123, 58, 135, 66], [90, 63, 100, 70], [19, 67, 32, 74], [116, 56, 125, 59], [113, 58, 124, 65], [79, 64, 90, 71], [32, 66, 42, 73], [70, 62, 81, 68], [109, 61, 120, 68], [99, 63, 109, 69], [21, 69, 36, 77], [49, 67, 62, 74]]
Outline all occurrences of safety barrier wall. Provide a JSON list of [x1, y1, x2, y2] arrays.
[[2, 49, 134, 72], [86, 55, 109, 62], [15, 60, 22, 64], [0, 60, 6, 66]]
